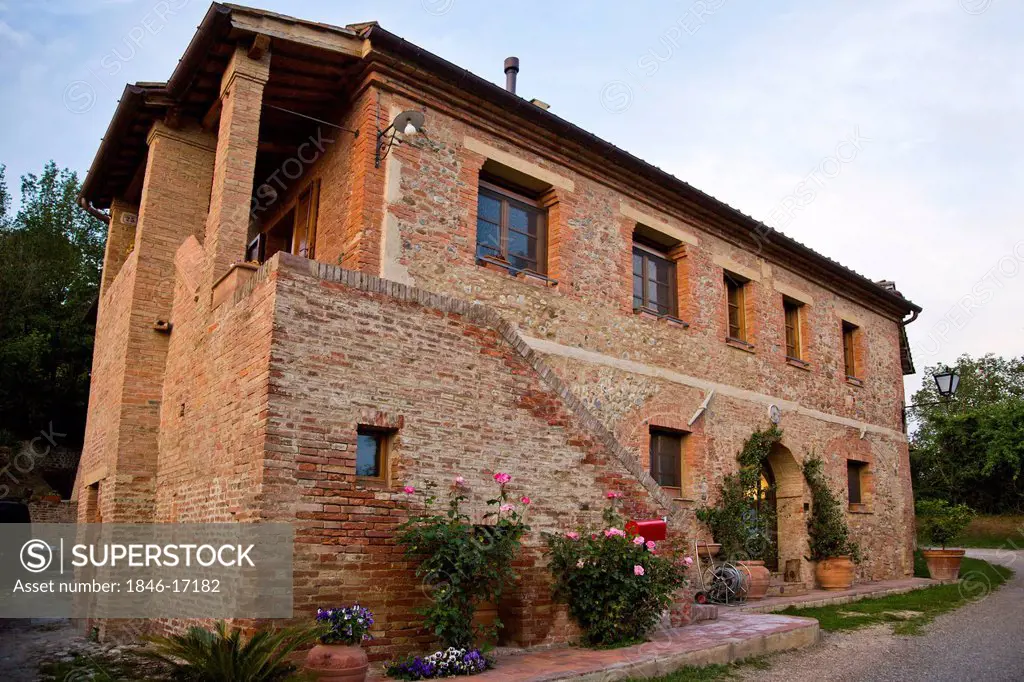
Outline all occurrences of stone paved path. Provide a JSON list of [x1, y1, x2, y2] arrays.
[[739, 549, 1024, 682]]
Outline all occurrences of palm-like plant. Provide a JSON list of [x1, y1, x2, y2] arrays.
[[141, 621, 320, 682]]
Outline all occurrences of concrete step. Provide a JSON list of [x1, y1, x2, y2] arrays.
[[667, 600, 719, 627], [692, 603, 719, 623], [766, 581, 810, 598]]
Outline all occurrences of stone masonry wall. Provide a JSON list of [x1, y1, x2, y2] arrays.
[[274, 80, 916, 584]]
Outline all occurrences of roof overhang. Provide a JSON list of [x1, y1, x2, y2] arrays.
[[80, 3, 922, 321]]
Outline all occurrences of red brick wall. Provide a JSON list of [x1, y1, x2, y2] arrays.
[[261, 253, 675, 658]]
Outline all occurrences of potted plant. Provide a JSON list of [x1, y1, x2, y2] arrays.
[[917, 499, 974, 580], [305, 605, 374, 682], [803, 455, 861, 590]]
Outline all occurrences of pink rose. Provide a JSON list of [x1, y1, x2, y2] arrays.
[[520, 496, 531, 505], [646, 540, 656, 551], [683, 556, 694, 567], [565, 531, 580, 540], [604, 528, 626, 538], [634, 565, 645, 576], [633, 536, 645, 546], [454, 476, 465, 486], [494, 472, 512, 485], [606, 490, 623, 499], [500, 503, 515, 513], [403, 486, 415, 495]]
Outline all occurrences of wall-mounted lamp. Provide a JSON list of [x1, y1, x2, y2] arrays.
[[902, 365, 962, 428], [375, 110, 425, 168]]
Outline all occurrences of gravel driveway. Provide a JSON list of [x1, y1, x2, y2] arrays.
[[739, 549, 1024, 682]]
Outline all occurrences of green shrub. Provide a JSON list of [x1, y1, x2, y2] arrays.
[[544, 494, 690, 647], [141, 621, 318, 682], [916, 499, 975, 549], [397, 473, 528, 648], [696, 425, 781, 563], [803, 454, 861, 562]]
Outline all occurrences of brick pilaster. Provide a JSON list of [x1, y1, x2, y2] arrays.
[[205, 43, 270, 288], [77, 122, 215, 524], [99, 198, 139, 301]]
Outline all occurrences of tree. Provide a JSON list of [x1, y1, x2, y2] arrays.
[[910, 354, 1024, 513], [0, 161, 106, 445]]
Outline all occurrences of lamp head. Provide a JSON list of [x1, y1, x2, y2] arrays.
[[392, 110, 424, 136], [933, 366, 961, 398]]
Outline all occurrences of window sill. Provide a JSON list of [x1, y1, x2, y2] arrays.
[[355, 477, 390, 490], [725, 337, 755, 353], [846, 376, 864, 388], [633, 307, 689, 328], [478, 257, 558, 287], [786, 357, 811, 371], [848, 503, 871, 514]]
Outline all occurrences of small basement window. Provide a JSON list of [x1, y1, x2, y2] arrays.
[[650, 427, 684, 489], [847, 460, 867, 505], [355, 427, 392, 480]]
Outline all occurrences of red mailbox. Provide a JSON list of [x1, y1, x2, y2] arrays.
[[625, 518, 666, 541]]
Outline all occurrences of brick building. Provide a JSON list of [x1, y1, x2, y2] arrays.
[[75, 3, 921, 655]]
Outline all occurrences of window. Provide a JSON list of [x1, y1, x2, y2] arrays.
[[355, 427, 391, 479], [725, 273, 748, 342], [783, 298, 803, 360], [476, 181, 547, 274], [649, 428, 684, 488], [847, 460, 867, 505], [842, 321, 859, 378], [245, 180, 320, 264], [632, 242, 676, 316]]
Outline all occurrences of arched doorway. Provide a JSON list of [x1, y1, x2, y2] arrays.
[[754, 465, 779, 571], [763, 443, 807, 581]]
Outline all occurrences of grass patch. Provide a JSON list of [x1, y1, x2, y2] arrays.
[[635, 655, 772, 681], [781, 557, 1012, 635]]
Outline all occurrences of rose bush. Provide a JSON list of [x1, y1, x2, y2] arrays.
[[544, 495, 689, 647], [397, 473, 529, 648]]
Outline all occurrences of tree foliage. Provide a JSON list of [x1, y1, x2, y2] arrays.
[[0, 161, 106, 444], [910, 354, 1024, 513]]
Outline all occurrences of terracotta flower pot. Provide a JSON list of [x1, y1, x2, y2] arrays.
[[697, 543, 722, 559], [304, 643, 368, 682], [921, 548, 965, 581], [815, 556, 855, 590], [739, 560, 771, 600]]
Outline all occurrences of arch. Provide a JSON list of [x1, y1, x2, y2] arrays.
[[764, 442, 810, 584]]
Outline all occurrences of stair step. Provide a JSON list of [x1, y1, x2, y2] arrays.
[[766, 582, 809, 598], [692, 603, 719, 623]]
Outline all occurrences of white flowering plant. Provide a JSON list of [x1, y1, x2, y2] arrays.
[[385, 646, 492, 680]]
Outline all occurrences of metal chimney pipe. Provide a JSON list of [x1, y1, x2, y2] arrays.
[[504, 56, 520, 94]]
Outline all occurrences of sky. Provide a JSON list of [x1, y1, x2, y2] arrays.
[[0, 0, 1021, 403]]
